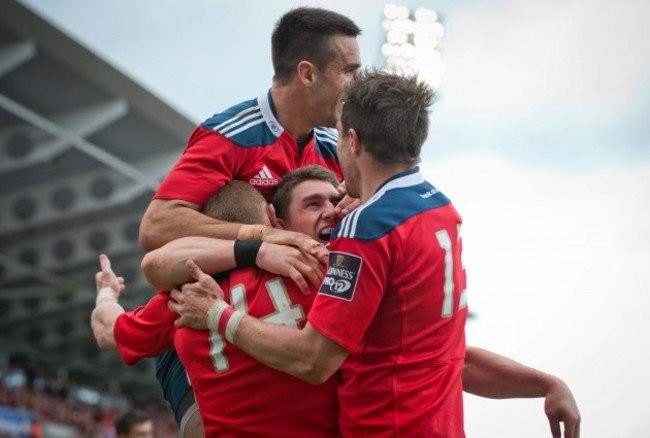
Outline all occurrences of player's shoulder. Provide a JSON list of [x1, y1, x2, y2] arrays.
[[223, 267, 265, 291], [334, 169, 451, 241], [201, 93, 283, 148], [313, 127, 338, 159]]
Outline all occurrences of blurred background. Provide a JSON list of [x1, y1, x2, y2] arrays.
[[1, 0, 649, 436]]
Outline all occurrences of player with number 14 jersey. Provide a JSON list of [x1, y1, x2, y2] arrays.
[[114, 267, 338, 437]]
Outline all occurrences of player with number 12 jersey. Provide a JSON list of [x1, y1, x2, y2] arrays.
[[309, 167, 468, 437]]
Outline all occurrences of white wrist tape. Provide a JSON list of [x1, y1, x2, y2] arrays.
[[96, 287, 117, 306], [206, 301, 230, 331], [225, 311, 244, 344], [205, 300, 244, 343]]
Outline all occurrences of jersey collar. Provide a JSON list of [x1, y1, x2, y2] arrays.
[[374, 166, 423, 196], [257, 90, 285, 137]]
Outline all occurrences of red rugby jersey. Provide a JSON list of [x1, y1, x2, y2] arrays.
[[309, 168, 468, 437], [114, 269, 338, 437], [155, 91, 342, 203]]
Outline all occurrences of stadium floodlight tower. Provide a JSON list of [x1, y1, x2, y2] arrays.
[[381, 3, 446, 88]]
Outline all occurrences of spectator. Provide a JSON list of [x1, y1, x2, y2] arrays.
[[115, 411, 153, 438]]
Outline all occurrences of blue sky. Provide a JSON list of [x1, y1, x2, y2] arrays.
[[19, 1, 650, 436]]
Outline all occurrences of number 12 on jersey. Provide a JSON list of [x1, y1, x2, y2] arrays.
[[435, 227, 467, 318]]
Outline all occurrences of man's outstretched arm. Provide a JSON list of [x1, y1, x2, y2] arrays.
[[142, 236, 324, 294], [463, 346, 581, 438], [139, 199, 329, 269], [141, 236, 238, 291], [90, 254, 125, 352], [139, 199, 242, 251]]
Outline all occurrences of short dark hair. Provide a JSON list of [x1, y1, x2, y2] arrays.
[[341, 70, 435, 166], [115, 410, 150, 435], [271, 165, 340, 220], [272, 7, 361, 84], [201, 180, 268, 225]]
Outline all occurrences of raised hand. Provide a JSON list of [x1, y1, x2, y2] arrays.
[[95, 254, 125, 301]]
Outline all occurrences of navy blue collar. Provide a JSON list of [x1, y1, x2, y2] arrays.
[[375, 166, 421, 193]]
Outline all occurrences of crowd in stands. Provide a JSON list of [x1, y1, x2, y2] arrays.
[[0, 362, 177, 437]]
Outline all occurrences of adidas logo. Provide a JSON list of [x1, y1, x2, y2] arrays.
[[249, 165, 279, 187]]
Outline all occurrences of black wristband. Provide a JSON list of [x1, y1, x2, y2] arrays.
[[234, 239, 263, 268]]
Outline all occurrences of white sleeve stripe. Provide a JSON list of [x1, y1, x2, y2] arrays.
[[213, 106, 260, 131], [316, 129, 338, 142], [223, 119, 266, 139], [220, 113, 263, 136], [348, 208, 362, 238]]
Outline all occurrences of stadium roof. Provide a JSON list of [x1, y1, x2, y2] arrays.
[[0, 1, 195, 397]]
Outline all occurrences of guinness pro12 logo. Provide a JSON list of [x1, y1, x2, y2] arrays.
[[319, 252, 362, 301]]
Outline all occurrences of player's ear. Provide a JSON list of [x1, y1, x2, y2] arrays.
[[267, 204, 283, 229], [297, 60, 316, 87], [349, 128, 361, 155]]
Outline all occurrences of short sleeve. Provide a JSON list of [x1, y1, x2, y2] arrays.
[[154, 129, 242, 205], [308, 237, 391, 352], [113, 292, 176, 365]]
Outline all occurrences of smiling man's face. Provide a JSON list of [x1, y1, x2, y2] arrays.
[[278, 179, 341, 243]]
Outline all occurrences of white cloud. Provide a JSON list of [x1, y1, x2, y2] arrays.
[[420, 155, 650, 437], [442, 0, 650, 114]]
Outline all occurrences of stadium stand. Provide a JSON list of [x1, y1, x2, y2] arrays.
[[0, 363, 177, 437], [0, 0, 194, 399], [0, 2, 198, 435]]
